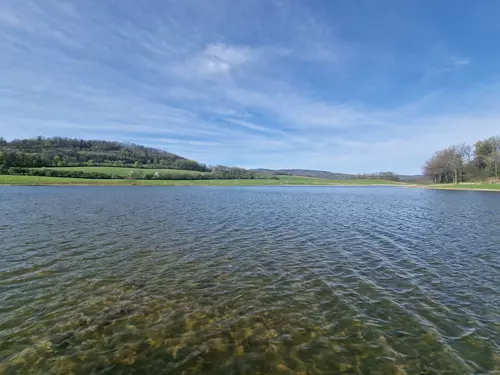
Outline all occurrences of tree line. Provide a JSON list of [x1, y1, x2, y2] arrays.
[[423, 136, 500, 183], [0, 136, 209, 171], [354, 172, 400, 182], [0, 167, 263, 180]]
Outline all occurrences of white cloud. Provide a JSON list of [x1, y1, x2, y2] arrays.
[[205, 43, 253, 67], [451, 56, 470, 67], [180, 43, 256, 76]]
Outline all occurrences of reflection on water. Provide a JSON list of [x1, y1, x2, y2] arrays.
[[0, 186, 499, 374]]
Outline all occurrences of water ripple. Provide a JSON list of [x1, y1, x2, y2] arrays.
[[0, 186, 499, 374]]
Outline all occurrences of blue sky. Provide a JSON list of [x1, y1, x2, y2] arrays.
[[1, 0, 499, 174]]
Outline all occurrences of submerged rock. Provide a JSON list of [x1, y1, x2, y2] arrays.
[[101, 306, 134, 326], [51, 332, 75, 350]]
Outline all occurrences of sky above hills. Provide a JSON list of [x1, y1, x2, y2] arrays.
[[1, 0, 499, 174]]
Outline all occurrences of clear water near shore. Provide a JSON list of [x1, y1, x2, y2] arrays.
[[1, 186, 499, 374]]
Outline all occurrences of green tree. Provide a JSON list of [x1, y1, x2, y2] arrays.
[[474, 136, 500, 177], [474, 140, 492, 169], [490, 151, 500, 178], [133, 161, 141, 168]]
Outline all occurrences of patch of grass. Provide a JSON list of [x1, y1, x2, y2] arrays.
[[34, 166, 205, 177], [427, 183, 500, 191], [0, 175, 401, 186]]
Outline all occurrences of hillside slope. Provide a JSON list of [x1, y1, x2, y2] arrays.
[[0, 136, 208, 171]]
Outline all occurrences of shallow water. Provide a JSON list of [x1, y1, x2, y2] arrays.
[[0, 186, 499, 374]]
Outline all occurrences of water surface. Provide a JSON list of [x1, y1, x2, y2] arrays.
[[1, 186, 499, 374]]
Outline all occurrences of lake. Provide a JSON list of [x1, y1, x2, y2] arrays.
[[0, 186, 499, 374]]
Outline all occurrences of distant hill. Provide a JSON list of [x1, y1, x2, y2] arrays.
[[0, 136, 209, 171], [252, 168, 424, 182], [251, 168, 354, 180], [0, 136, 264, 180]]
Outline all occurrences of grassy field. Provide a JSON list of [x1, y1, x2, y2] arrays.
[[2, 172, 499, 190], [34, 166, 205, 177], [0, 175, 401, 186]]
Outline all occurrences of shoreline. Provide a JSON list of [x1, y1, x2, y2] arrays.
[[0, 174, 406, 187], [0, 176, 498, 191], [421, 186, 500, 192], [1, 185, 498, 191], [1, 183, 499, 191], [0, 182, 407, 187]]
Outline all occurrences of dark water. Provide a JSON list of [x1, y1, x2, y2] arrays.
[[1, 186, 499, 375]]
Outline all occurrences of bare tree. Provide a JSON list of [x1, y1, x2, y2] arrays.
[[423, 153, 441, 183], [425, 136, 500, 183], [423, 145, 471, 184], [443, 147, 460, 184], [449, 144, 473, 183], [424, 150, 452, 183], [456, 143, 472, 164]]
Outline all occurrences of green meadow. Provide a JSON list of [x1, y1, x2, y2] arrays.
[[0, 174, 400, 186]]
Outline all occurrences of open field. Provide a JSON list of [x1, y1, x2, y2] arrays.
[[34, 166, 205, 177], [0, 175, 401, 186]]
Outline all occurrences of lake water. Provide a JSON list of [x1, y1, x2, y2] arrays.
[[1, 186, 499, 374]]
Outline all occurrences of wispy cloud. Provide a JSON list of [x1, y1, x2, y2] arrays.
[[0, 5, 20, 27], [451, 56, 470, 67], [222, 118, 285, 134], [171, 43, 261, 81], [197, 43, 255, 74]]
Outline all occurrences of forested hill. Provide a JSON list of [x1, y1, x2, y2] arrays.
[[0, 136, 209, 171]]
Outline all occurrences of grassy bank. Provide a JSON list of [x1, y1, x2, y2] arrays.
[[425, 183, 500, 191], [0, 175, 400, 186], [2, 175, 499, 190]]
